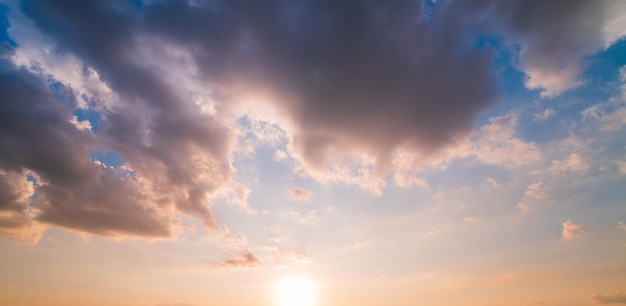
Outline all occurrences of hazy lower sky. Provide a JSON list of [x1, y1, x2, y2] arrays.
[[1, 1, 625, 305]]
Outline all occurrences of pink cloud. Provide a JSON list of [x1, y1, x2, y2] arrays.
[[289, 187, 312, 201], [213, 252, 262, 269], [562, 220, 583, 240]]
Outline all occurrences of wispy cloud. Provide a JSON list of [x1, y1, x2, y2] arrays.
[[393, 172, 429, 189], [283, 210, 318, 225], [213, 252, 262, 269], [517, 182, 548, 213], [289, 187, 312, 201], [549, 153, 590, 174], [533, 108, 557, 120], [590, 291, 626, 304], [618, 221, 626, 231], [474, 114, 542, 168]]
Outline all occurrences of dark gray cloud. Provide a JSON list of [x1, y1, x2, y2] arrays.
[[16, 0, 239, 234], [591, 291, 626, 304], [142, 0, 498, 170], [0, 46, 172, 240], [139, 0, 622, 172]]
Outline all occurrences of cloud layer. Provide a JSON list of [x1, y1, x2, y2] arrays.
[[0, 0, 624, 242]]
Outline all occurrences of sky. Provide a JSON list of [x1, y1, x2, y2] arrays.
[[0, 0, 626, 305]]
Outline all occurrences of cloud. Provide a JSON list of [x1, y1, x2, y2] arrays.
[[525, 182, 547, 200], [534, 108, 556, 121], [289, 187, 312, 201], [422, 227, 443, 239], [590, 291, 626, 304], [618, 161, 626, 175], [549, 153, 590, 174], [140, 0, 500, 181], [0, 48, 176, 240], [562, 220, 583, 240], [463, 216, 478, 223], [2, 0, 623, 242], [483, 178, 501, 189], [354, 240, 369, 248], [212, 181, 254, 214], [0, 1, 254, 241], [283, 210, 318, 225], [474, 114, 542, 168], [273, 150, 288, 162], [279, 251, 312, 265], [581, 65, 626, 132], [393, 172, 429, 189], [618, 221, 626, 231], [452, 0, 626, 97], [213, 252, 262, 269]]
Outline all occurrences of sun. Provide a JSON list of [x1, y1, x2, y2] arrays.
[[275, 277, 317, 306]]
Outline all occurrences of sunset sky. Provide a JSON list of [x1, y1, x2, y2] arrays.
[[1, 1, 626, 305]]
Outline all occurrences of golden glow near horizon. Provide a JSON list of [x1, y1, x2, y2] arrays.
[[275, 277, 317, 306]]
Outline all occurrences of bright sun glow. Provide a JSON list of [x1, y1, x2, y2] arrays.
[[275, 277, 316, 306]]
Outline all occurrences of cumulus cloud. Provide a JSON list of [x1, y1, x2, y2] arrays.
[[0, 1, 255, 242], [562, 220, 583, 240], [141, 0, 500, 185], [289, 187, 312, 201], [213, 252, 262, 269], [1, 0, 622, 242], [0, 48, 175, 240], [590, 291, 626, 304], [618, 221, 626, 231]]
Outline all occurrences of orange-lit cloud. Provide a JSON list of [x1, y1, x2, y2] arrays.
[[213, 252, 262, 269], [562, 220, 583, 240]]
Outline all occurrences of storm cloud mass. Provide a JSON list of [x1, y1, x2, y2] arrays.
[[0, 0, 623, 242]]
